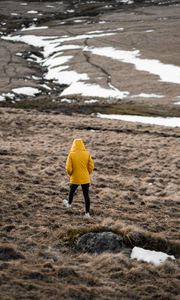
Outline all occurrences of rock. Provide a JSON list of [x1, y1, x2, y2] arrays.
[[0, 225, 15, 233], [0, 245, 25, 261], [76, 232, 124, 253], [0, 149, 9, 155]]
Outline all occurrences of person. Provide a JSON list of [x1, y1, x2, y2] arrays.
[[63, 138, 94, 218]]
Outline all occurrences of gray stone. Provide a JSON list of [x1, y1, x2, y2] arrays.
[[76, 231, 124, 253]]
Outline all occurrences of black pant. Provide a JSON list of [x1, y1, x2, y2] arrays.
[[68, 183, 90, 213]]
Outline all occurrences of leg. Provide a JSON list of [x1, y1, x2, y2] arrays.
[[68, 184, 78, 205], [81, 184, 90, 213]]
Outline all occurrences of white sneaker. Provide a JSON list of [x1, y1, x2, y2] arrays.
[[84, 213, 91, 218], [63, 199, 71, 208]]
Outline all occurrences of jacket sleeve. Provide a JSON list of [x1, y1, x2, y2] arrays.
[[88, 154, 94, 174], [66, 154, 73, 176]]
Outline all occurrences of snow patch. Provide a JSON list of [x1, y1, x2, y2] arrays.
[[131, 93, 164, 99], [97, 113, 180, 128], [60, 98, 73, 103], [45, 69, 88, 85], [12, 87, 40, 96], [27, 11, 38, 14], [85, 99, 98, 104], [61, 82, 128, 99], [131, 247, 175, 266], [88, 46, 180, 84], [0, 95, 5, 101], [120, 0, 134, 4], [21, 25, 48, 31]]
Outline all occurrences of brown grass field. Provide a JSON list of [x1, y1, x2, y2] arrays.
[[0, 107, 179, 299]]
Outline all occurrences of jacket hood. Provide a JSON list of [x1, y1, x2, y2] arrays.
[[70, 139, 86, 152]]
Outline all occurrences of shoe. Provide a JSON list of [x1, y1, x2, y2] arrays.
[[63, 199, 71, 208], [84, 213, 91, 218]]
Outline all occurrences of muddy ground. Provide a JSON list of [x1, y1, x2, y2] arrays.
[[0, 107, 180, 299]]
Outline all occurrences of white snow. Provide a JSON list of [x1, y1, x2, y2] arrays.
[[3, 31, 180, 100], [121, 0, 134, 4], [61, 82, 128, 99], [131, 93, 164, 98], [0, 95, 5, 101], [131, 247, 175, 266], [43, 55, 73, 69], [16, 52, 23, 57], [85, 99, 98, 104], [2, 32, 116, 50], [97, 113, 180, 128], [27, 11, 38, 14], [60, 98, 73, 103], [74, 20, 85, 23], [2, 34, 127, 97], [87, 46, 180, 84], [41, 84, 51, 90], [46, 70, 89, 85], [12, 87, 40, 96], [4, 93, 15, 99], [53, 45, 81, 52], [21, 25, 48, 31]]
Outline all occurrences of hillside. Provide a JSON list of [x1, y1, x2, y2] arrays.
[[0, 107, 179, 299]]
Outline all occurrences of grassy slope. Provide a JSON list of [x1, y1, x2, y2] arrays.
[[0, 108, 179, 299]]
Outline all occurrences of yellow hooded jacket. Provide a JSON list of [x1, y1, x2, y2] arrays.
[[66, 139, 94, 185]]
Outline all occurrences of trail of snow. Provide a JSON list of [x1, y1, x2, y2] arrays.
[[2, 29, 180, 100], [87, 46, 180, 84], [61, 82, 129, 98], [21, 25, 48, 31], [97, 113, 180, 128]]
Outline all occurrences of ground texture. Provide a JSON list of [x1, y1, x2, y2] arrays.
[[0, 107, 179, 299], [0, 2, 180, 116]]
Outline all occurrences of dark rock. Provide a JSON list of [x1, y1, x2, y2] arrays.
[[0, 149, 9, 155], [0, 225, 15, 233], [76, 231, 124, 253], [0, 245, 25, 261]]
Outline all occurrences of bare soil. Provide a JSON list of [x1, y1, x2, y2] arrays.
[[0, 107, 179, 299]]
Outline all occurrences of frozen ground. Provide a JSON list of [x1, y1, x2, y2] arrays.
[[0, 1, 180, 119]]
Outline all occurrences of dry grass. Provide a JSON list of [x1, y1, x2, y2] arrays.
[[0, 108, 179, 299]]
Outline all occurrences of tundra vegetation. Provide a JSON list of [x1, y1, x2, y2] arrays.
[[0, 1, 179, 299]]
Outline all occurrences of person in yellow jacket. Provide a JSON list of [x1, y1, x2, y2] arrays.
[[63, 138, 94, 218]]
